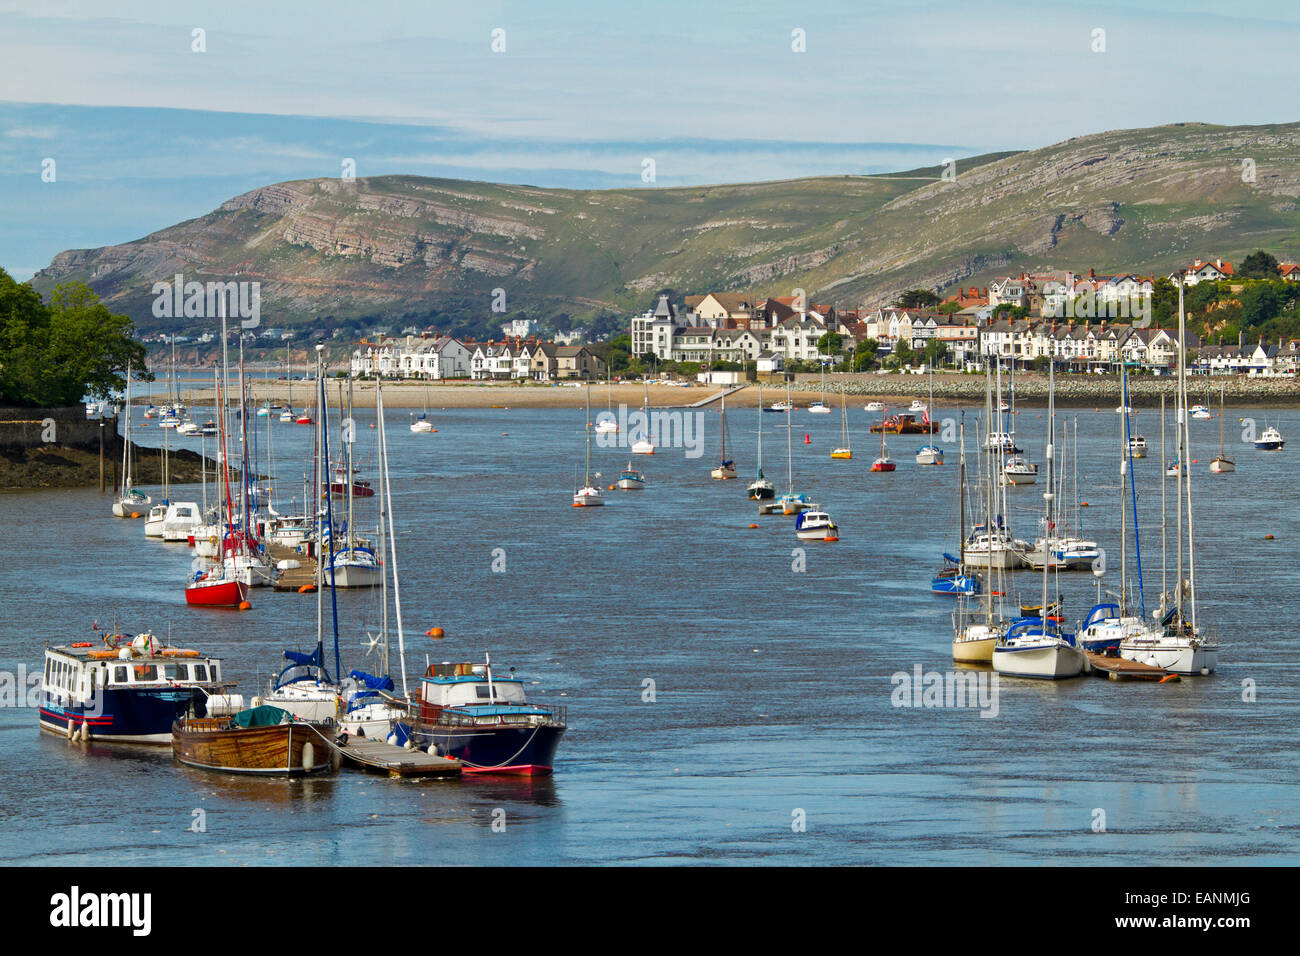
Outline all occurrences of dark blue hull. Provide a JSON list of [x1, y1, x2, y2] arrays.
[[39, 688, 211, 744], [931, 575, 980, 596], [1081, 638, 1120, 654], [397, 721, 565, 775]]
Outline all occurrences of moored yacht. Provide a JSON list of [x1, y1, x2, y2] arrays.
[[39, 631, 238, 743], [992, 617, 1085, 679], [1001, 454, 1038, 485], [915, 444, 943, 466], [616, 462, 646, 490], [794, 509, 839, 541], [395, 655, 567, 774], [1254, 425, 1284, 450]]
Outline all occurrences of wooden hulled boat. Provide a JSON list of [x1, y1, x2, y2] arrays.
[[171, 706, 335, 775]]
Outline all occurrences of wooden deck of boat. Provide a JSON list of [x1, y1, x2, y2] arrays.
[[330, 735, 462, 778], [1086, 652, 1176, 681], [268, 542, 318, 592]]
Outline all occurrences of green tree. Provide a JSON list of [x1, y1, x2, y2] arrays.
[[1240, 282, 1282, 326], [938, 300, 962, 315], [924, 338, 949, 368], [896, 290, 941, 309], [1238, 250, 1280, 280], [853, 338, 878, 371], [0, 271, 148, 406], [817, 331, 844, 360]]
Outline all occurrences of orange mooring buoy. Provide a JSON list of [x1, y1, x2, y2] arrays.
[[427, 627, 445, 639], [298, 584, 316, 594], [1080, 502, 1089, 507], [748, 523, 758, 529], [1265, 534, 1275, 540], [804, 434, 811, 444], [238, 601, 252, 611]]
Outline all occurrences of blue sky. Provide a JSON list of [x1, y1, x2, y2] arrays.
[[3, 0, 1299, 279]]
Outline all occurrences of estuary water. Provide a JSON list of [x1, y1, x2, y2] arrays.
[[0, 398, 1296, 865]]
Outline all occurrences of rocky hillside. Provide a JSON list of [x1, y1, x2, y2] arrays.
[[30, 122, 1300, 328]]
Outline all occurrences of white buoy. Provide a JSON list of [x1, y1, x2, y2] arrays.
[[301, 741, 315, 772], [386, 733, 397, 746]]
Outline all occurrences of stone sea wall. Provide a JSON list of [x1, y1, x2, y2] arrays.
[[788, 373, 1300, 407]]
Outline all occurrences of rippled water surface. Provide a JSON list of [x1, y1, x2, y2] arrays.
[[1, 399, 1296, 865]]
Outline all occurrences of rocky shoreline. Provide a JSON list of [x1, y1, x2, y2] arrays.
[[0, 439, 217, 491]]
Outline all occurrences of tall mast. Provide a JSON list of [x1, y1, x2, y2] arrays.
[[1042, 359, 1054, 622], [314, 347, 324, 677], [719, 393, 726, 464], [584, 384, 592, 485], [1122, 364, 1145, 618], [379, 381, 408, 699], [785, 379, 793, 493], [121, 361, 132, 491], [1181, 283, 1198, 631], [958, 412, 966, 575], [320, 358, 341, 682], [1175, 279, 1185, 626], [1160, 392, 1167, 612], [376, 382, 389, 679], [756, 383, 764, 478], [1119, 366, 1128, 613]]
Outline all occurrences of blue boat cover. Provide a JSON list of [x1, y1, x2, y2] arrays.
[[284, 649, 319, 667], [349, 670, 394, 691]]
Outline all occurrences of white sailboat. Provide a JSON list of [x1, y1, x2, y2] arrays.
[[807, 362, 832, 413], [951, 416, 1000, 663], [630, 380, 655, 454], [1120, 278, 1219, 675], [1209, 383, 1234, 472], [710, 393, 737, 479], [831, 385, 852, 459], [328, 380, 382, 588], [410, 381, 434, 432], [112, 362, 152, 518], [993, 360, 1085, 679], [748, 384, 776, 500], [573, 385, 605, 507], [594, 379, 619, 434]]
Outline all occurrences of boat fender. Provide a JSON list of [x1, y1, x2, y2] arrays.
[[66, 720, 74, 741], [387, 733, 398, 746], [426, 744, 439, 756], [301, 741, 315, 772]]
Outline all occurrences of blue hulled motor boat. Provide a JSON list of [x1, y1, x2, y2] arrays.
[[39, 630, 239, 744], [394, 653, 566, 775]]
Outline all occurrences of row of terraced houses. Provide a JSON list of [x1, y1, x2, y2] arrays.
[[350, 335, 608, 381], [630, 258, 1300, 375]]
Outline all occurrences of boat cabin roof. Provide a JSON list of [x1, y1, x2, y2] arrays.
[[47, 643, 221, 664]]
